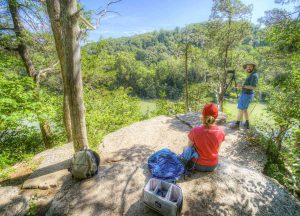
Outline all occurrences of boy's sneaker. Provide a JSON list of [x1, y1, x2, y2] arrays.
[[244, 121, 250, 129]]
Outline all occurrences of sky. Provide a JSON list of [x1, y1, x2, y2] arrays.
[[79, 0, 296, 42]]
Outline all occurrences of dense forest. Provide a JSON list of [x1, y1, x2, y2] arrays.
[[0, 0, 299, 197]]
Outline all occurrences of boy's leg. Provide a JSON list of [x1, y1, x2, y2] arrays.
[[244, 109, 250, 129], [233, 94, 246, 129], [244, 110, 249, 121], [232, 109, 243, 129], [237, 109, 243, 121]]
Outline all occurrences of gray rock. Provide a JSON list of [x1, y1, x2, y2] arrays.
[[100, 116, 266, 172], [220, 126, 267, 172], [99, 116, 190, 163], [46, 115, 299, 216], [0, 186, 29, 216], [46, 159, 300, 216], [176, 111, 227, 128], [22, 143, 73, 190]]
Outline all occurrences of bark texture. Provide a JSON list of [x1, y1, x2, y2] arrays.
[[60, 0, 89, 151], [46, 0, 73, 142]]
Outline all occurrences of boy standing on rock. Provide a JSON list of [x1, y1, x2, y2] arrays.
[[232, 62, 258, 129]]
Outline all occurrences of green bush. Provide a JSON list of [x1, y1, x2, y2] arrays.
[[85, 87, 144, 148], [0, 127, 43, 169], [187, 83, 214, 112], [154, 99, 185, 116], [0, 63, 65, 170], [253, 128, 300, 199]]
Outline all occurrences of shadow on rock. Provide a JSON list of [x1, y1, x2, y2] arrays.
[[46, 145, 154, 215]]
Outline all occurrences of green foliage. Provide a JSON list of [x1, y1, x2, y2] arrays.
[[0, 127, 43, 169], [27, 194, 38, 216], [114, 52, 157, 98], [154, 100, 185, 116], [0, 53, 65, 170], [252, 4, 300, 198], [256, 130, 300, 199], [0, 167, 15, 182], [85, 87, 144, 148], [187, 83, 214, 112], [0, 71, 37, 130]]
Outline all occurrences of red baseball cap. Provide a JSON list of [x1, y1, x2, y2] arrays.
[[202, 103, 218, 118]]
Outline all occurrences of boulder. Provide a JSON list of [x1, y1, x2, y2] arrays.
[[46, 116, 299, 215]]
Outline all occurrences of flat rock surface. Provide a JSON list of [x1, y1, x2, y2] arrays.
[[220, 126, 267, 172], [176, 111, 227, 128], [47, 158, 300, 216], [100, 116, 266, 172], [46, 115, 299, 216], [22, 143, 73, 190], [0, 186, 29, 216], [99, 116, 190, 163]]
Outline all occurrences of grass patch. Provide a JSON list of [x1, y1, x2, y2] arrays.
[[0, 157, 42, 186], [0, 166, 16, 182]]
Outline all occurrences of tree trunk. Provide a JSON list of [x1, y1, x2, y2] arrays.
[[60, 0, 89, 152], [46, 0, 72, 142], [63, 94, 73, 142], [218, 15, 232, 112], [218, 43, 229, 111], [38, 119, 53, 149], [276, 125, 287, 152], [185, 44, 189, 112], [8, 0, 53, 148]]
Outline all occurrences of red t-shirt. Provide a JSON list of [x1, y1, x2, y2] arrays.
[[188, 125, 225, 166]]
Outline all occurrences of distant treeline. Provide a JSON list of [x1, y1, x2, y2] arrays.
[[81, 22, 267, 100]]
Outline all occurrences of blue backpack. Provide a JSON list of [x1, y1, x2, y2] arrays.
[[148, 147, 198, 182]]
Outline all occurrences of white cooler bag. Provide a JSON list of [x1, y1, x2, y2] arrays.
[[143, 178, 183, 216]]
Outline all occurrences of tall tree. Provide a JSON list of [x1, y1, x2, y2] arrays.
[[45, 0, 72, 142], [178, 26, 205, 111], [208, 0, 252, 110], [60, 0, 89, 151], [6, 0, 54, 148]]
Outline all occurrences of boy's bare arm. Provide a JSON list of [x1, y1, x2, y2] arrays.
[[242, 85, 256, 90], [236, 83, 256, 90]]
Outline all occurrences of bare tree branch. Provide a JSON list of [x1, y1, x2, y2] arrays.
[[39, 61, 59, 74], [35, 61, 59, 84], [96, 0, 122, 16], [94, 0, 122, 29], [0, 27, 14, 30], [3, 46, 19, 51], [79, 15, 96, 30]]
